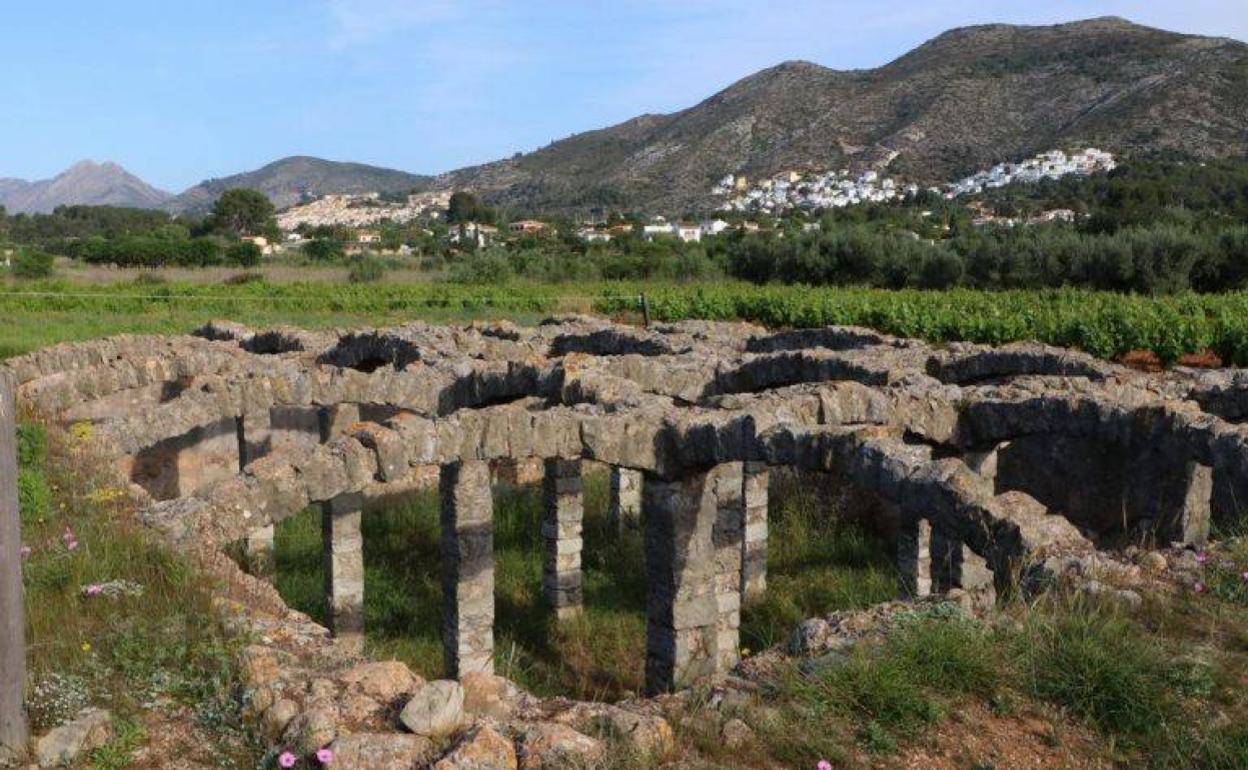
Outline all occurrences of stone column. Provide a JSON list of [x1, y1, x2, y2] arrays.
[[712, 463, 744, 673], [319, 403, 361, 443], [1177, 461, 1213, 546], [237, 409, 272, 470], [644, 470, 719, 695], [929, 527, 963, 594], [609, 466, 643, 533], [543, 458, 584, 619], [930, 527, 996, 606], [963, 445, 1001, 482], [897, 512, 933, 598], [741, 462, 769, 601], [245, 524, 276, 582], [441, 461, 495, 677], [323, 493, 365, 654]]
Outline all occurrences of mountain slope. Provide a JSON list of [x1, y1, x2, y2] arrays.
[[0, 161, 171, 214], [435, 17, 1248, 213], [166, 156, 431, 213]]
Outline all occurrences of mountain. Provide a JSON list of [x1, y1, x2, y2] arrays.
[[0, 160, 171, 214], [165, 156, 431, 214], [434, 17, 1248, 214]]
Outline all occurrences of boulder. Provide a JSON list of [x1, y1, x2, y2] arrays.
[[261, 699, 300, 741], [35, 709, 112, 768], [330, 733, 435, 770], [433, 725, 517, 770], [400, 680, 467, 738], [721, 717, 754, 750], [283, 704, 338, 755], [339, 660, 424, 703], [518, 723, 604, 770], [461, 672, 526, 720]]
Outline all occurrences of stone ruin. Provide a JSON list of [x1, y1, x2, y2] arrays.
[[7, 315, 1248, 764]]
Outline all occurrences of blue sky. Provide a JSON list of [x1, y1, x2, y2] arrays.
[[2, 1, 1245, 191]]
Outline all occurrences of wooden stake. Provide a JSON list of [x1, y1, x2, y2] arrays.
[[0, 371, 27, 758]]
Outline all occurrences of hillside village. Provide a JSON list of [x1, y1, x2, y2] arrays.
[[276, 191, 452, 230], [255, 148, 1120, 258], [712, 148, 1117, 214]]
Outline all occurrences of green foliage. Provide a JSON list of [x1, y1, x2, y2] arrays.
[[11, 249, 55, 279], [347, 255, 387, 283], [225, 240, 263, 268], [302, 238, 344, 262], [20, 422, 259, 765], [17, 422, 50, 524], [1012, 599, 1182, 740], [446, 191, 493, 224], [207, 188, 276, 238], [772, 612, 999, 759]]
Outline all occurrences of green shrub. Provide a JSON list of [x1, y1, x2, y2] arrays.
[[12, 249, 55, 279], [225, 241, 263, 268], [348, 256, 386, 283], [1013, 599, 1180, 740], [222, 271, 266, 286]]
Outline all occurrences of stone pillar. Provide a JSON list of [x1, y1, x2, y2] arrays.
[[245, 524, 276, 582], [319, 403, 361, 443], [963, 446, 1000, 482], [897, 513, 933, 598], [1177, 461, 1213, 546], [644, 470, 719, 695], [609, 466, 643, 533], [741, 462, 769, 601], [930, 527, 996, 606], [441, 461, 495, 677], [543, 458, 584, 619], [712, 463, 744, 673], [323, 493, 365, 654], [237, 409, 272, 470]]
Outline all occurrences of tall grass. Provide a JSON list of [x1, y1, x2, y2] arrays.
[[275, 468, 652, 699], [18, 417, 258, 765], [272, 466, 891, 701]]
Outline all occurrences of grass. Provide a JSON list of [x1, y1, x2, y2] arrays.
[[18, 409, 1248, 770], [740, 471, 897, 652], [275, 467, 651, 700], [10, 276, 1248, 364], [17, 416, 259, 768], [272, 466, 895, 702]]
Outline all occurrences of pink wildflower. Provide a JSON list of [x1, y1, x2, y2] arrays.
[[278, 751, 298, 769], [83, 584, 104, 597], [1241, 571, 1248, 582], [19, 545, 32, 561], [315, 748, 333, 765], [62, 527, 78, 551], [817, 761, 833, 770], [1195, 551, 1211, 564], [1194, 581, 1207, 594]]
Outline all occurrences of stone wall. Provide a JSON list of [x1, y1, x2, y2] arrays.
[[9, 316, 1248, 759]]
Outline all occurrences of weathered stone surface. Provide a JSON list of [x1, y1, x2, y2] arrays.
[[644, 470, 720, 694], [433, 725, 517, 770], [442, 462, 496, 677], [542, 458, 584, 618], [15, 317, 1248, 761], [323, 492, 365, 653], [460, 672, 527, 721], [339, 661, 424, 704], [35, 709, 112, 768], [330, 733, 436, 769], [400, 680, 467, 738], [517, 723, 604, 770]]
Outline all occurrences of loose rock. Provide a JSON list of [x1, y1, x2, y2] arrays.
[[400, 680, 467, 738]]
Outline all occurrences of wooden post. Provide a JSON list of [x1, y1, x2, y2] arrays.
[[0, 371, 28, 758], [640, 294, 650, 328]]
